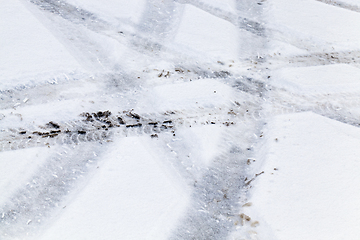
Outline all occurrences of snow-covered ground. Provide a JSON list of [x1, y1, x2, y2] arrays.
[[243, 112, 360, 240], [1, 0, 360, 239]]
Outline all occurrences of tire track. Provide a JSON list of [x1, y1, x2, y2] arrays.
[[170, 120, 264, 239], [0, 143, 101, 239], [27, 0, 218, 67], [137, 0, 182, 43], [232, 75, 360, 128], [170, 105, 269, 239], [176, 0, 265, 36], [0, 105, 257, 239], [0, 106, 251, 152], [0, 66, 233, 113], [170, 9, 269, 232], [269, 87, 360, 127], [267, 50, 360, 69], [176, 0, 336, 53], [316, 0, 360, 13], [0, 72, 91, 110], [25, 0, 235, 95]]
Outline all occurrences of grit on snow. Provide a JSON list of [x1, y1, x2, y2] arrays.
[[1, 0, 360, 240]]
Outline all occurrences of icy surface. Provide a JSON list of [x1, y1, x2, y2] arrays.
[[1, 0, 360, 239]]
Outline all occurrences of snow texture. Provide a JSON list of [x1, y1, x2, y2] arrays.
[[1, 0, 360, 239]]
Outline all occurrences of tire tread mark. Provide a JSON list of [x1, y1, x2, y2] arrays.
[[316, 0, 360, 13]]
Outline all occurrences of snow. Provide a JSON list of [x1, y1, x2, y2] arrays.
[[66, 0, 146, 25], [174, 4, 239, 60], [0, 0, 83, 89], [272, 64, 360, 94], [1, 0, 360, 239], [175, 124, 225, 167], [268, 0, 360, 51], [138, 79, 234, 113], [339, 0, 360, 8], [37, 137, 189, 240], [244, 112, 360, 240], [0, 147, 52, 205]]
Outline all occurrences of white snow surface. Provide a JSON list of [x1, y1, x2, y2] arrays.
[[1, 0, 360, 239], [174, 4, 239, 60], [244, 112, 360, 240], [0, 0, 83, 89]]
